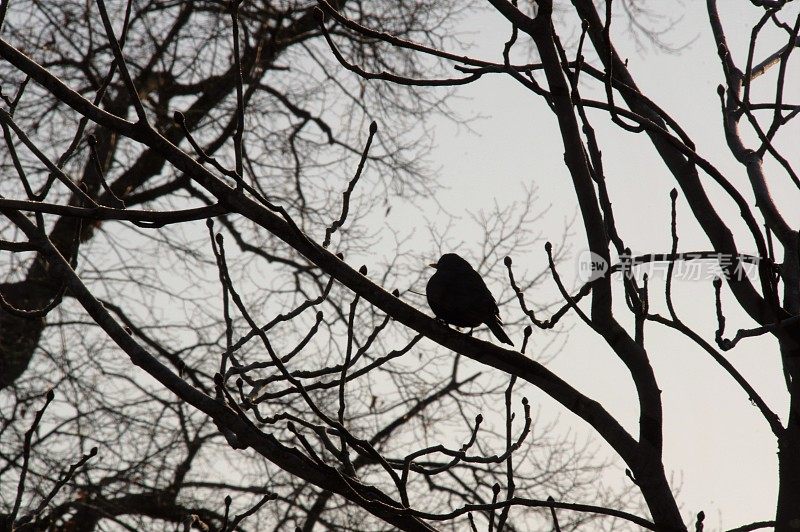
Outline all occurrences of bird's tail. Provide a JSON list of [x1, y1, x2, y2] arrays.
[[487, 318, 513, 346]]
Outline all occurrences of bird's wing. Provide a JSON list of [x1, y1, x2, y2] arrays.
[[464, 267, 501, 315], [449, 278, 491, 326]]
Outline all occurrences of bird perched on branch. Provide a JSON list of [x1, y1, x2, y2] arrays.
[[426, 253, 513, 345]]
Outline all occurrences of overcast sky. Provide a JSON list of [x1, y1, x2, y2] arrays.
[[6, 1, 799, 529], [391, 1, 800, 528]]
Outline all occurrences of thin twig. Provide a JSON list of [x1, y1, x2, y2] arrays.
[[10, 390, 55, 525], [323, 122, 377, 247]]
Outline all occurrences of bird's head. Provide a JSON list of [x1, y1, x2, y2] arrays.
[[429, 253, 472, 271]]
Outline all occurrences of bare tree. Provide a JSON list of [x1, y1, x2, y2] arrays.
[[0, 0, 638, 531], [5, 0, 794, 530], [285, 0, 793, 529], [0, 0, 470, 389]]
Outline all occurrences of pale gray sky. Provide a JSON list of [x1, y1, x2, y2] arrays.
[[7, 2, 798, 530]]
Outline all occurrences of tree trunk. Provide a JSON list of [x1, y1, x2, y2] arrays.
[[634, 447, 687, 531], [776, 341, 800, 531], [776, 424, 800, 531], [0, 279, 55, 389]]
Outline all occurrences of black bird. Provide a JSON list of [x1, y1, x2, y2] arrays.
[[426, 253, 513, 345]]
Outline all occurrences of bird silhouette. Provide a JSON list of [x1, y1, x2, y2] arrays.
[[426, 253, 513, 345]]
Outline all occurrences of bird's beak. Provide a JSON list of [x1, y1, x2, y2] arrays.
[[428, 263, 437, 269]]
